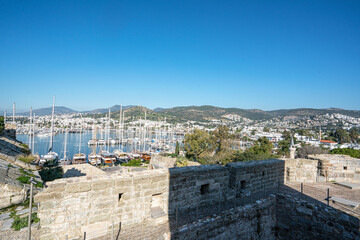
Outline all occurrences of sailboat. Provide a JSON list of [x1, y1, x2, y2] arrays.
[[88, 125, 101, 166], [39, 97, 58, 165], [100, 110, 116, 166], [72, 115, 87, 164], [59, 129, 72, 166]]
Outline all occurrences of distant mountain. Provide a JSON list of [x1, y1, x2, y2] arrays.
[[268, 108, 360, 118], [153, 108, 168, 112], [18, 105, 360, 122], [84, 105, 360, 123], [19, 106, 78, 116], [159, 105, 273, 122], [84, 105, 135, 114]]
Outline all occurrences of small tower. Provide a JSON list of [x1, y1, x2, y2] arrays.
[[289, 135, 296, 159]]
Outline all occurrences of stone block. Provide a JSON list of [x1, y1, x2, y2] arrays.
[[92, 180, 113, 190], [48, 183, 65, 192], [34, 192, 63, 202], [89, 213, 110, 224], [66, 182, 91, 193]]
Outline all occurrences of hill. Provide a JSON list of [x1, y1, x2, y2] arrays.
[[158, 105, 273, 122], [19, 106, 78, 116], [268, 108, 360, 118], [84, 105, 135, 114]]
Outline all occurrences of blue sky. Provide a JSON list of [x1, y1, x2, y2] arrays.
[[0, 0, 359, 112]]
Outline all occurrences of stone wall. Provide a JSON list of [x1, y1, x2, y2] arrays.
[[168, 165, 230, 213], [173, 196, 276, 240], [0, 182, 26, 209], [309, 154, 360, 183], [276, 194, 360, 240], [284, 158, 318, 183], [34, 160, 285, 240], [226, 159, 284, 198], [35, 168, 170, 239]]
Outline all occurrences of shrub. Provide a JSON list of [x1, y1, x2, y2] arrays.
[[329, 148, 360, 158], [18, 155, 35, 164], [175, 156, 188, 167], [12, 212, 39, 231], [17, 175, 30, 184], [39, 166, 63, 182], [121, 159, 142, 167]]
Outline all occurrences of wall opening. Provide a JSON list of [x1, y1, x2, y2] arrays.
[[343, 166, 347, 170], [241, 180, 246, 189], [151, 193, 165, 219], [200, 184, 210, 195], [118, 193, 123, 201]]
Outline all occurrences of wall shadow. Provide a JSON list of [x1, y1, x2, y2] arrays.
[[165, 159, 360, 239]]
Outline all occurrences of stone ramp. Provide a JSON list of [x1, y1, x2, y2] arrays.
[[335, 182, 360, 190], [329, 196, 360, 209]]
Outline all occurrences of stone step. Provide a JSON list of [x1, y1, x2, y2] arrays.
[[329, 196, 360, 208], [335, 182, 360, 190]]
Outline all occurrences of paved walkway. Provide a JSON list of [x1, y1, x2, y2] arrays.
[[280, 182, 360, 217]]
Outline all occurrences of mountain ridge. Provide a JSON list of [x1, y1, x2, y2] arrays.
[[16, 105, 360, 121]]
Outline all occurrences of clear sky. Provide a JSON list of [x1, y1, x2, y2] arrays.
[[0, 0, 359, 112]]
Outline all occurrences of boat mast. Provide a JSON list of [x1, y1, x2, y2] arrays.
[[143, 110, 146, 152], [13, 102, 15, 124], [78, 114, 82, 155], [49, 96, 55, 153], [92, 125, 97, 154], [29, 107, 32, 150], [119, 105, 122, 150], [122, 110, 125, 151], [32, 112, 35, 154], [108, 109, 110, 152], [64, 128, 68, 158]]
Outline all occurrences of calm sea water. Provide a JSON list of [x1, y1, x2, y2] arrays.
[[17, 131, 180, 158]]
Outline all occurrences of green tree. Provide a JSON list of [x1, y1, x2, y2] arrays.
[[276, 131, 297, 157], [263, 127, 270, 132], [297, 143, 328, 158], [249, 137, 273, 155], [349, 127, 360, 143], [0, 116, 4, 132], [334, 128, 350, 144], [213, 126, 232, 154], [175, 141, 180, 156], [329, 148, 360, 158], [183, 129, 214, 160]]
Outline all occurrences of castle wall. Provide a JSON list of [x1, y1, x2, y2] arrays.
[[226, 159, 284, 198], [284, 159, 318, 183], [35, 168, 171, 239], [308, 154, 360, 183], [276, 194, 360, 240], [34, 161, 284, 240], [173, 196, 276, 240], [168, 165, 230, 213]]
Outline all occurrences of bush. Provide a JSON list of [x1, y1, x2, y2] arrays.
[[17, 175, 30, 184], [39, 166, 63, 182], [175, 156, 188, 167], [0, 116, 4, 133], [121, 159, 142, 167], [18, 155, 35, 164], [12, 212, 39, 231], [297, 145, 328, 158], [329, 148, 360, 158]]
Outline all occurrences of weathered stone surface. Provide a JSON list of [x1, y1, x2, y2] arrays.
[[0, 218, 14, 231], [0, 212, 10, 221]]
